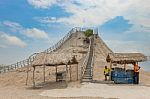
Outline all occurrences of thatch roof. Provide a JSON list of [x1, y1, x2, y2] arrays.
[[106, 53, 147, 64], [32, 52, 78, 66]]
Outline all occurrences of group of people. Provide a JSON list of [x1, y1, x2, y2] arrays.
[[103, 63, 140, 84]]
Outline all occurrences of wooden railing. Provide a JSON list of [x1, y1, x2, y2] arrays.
[[90, 35, 95, 79], [0, 27, 90, 74]]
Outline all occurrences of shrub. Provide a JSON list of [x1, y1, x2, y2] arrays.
[[84, 29, 93, 37]]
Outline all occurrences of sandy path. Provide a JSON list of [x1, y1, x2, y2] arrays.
[[40, 82, 150, 99]]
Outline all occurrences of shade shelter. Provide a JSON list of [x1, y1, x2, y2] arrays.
[[27, 52, 78, 87], [106, 53, 147, 76], [106, 53, 147, 64]]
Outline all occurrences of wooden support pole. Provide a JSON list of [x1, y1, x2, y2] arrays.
[[66, 64, 68, 81], [20, 61, 22, 68], [70, 65, 72, 81], [26, 59, 30, 85], [8, 66, 10, 71], [124, 64, 126, 70], [17, 62, 19, 68], [43, 65, 46, 83], [56, 65, 57, 82], [65, 64, 68, 86], [109, 61, 112, 80], [26, 65, 29, 85], [77, 64, 78, 80], [33, 66, 35, 87]]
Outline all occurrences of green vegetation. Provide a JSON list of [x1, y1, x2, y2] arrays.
[[84, 29, 93, 37]]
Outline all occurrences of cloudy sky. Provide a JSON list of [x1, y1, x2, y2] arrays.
[[0, 0, 150, 70]]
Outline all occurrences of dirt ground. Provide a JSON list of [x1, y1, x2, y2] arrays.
[[0, 66, 150, 99]]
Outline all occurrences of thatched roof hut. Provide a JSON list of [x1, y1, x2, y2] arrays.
[[106, 53, 147, 64], [32, 52, 78, 66]]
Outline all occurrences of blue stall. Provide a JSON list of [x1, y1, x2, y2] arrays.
[[106, 53, 147, 84]]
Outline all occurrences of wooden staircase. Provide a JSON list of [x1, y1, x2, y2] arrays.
[[82, 36, 94, 82]]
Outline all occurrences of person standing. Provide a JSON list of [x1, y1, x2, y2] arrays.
[[104, 66, 110, 81], [133, 62, 140, 84]]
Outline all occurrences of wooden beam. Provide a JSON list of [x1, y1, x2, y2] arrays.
[[65, 64, 68, 84], [33, 66, 35, 87], [56, 65, 57, 82], [43, 65, 46, 83], [109, 61, 112, 80], [26, 66, 29, 85], [124, 64, 126, 70], [77, 64, 78, 80], [70, 65, 72, 81]]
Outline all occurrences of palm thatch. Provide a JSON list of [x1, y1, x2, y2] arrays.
[[106, 53, 147, 64], [32, 52, 78, 66]]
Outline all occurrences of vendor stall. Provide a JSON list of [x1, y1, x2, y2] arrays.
[[106, 53, 147, 84]]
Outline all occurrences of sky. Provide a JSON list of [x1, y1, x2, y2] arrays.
[[0, 0, 150, 71]]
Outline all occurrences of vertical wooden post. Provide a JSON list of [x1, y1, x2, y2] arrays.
[[20, 61, 22, 68], [109, 61, 112, 80], [65, 64, 68, 86], [33, 66, 35, 87], [26, 66, 29, 85], [43, 65, 46, 83], [8, 66, 10, 71], [77, 64, 78, 80], [26, 59, 30, 85], [124, 64, 126, 70], [17, 62, 19, 68], [66, 64, 68, 81], [56, 65, 57, 82], [70, 65, 72, 81]]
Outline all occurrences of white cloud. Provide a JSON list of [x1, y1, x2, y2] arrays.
[[22, 28, 49, 39], [35, 0, 132, 26], [35, 16, 58, 23], [2, 21, 22, 28], [27, 0, 57, 9], [34, 0, 150, 30], [1, 21, 22, 32], [1, 20, 49, 40], [0, 32, 27, 47]]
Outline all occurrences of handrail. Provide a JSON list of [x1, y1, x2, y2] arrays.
[[0, 27, 91, 74], [90, 36, 95, 78]]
